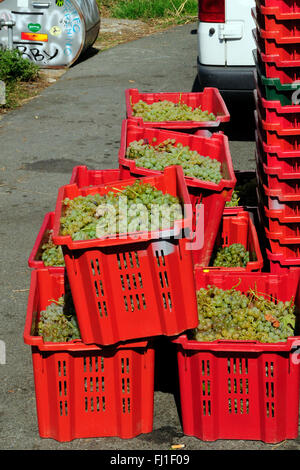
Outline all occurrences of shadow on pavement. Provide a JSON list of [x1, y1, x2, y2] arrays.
[[154, 336, 183, 426], [192, 75, 256, 142]]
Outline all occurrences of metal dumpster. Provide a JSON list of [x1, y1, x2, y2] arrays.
[[0, 0, 100, 68]]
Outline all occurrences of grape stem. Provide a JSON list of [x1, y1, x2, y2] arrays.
[[112, 186, 140, 198]]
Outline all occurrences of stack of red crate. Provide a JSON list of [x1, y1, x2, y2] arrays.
[[253, 0, 300, 272], [24, 164, 202, 442]]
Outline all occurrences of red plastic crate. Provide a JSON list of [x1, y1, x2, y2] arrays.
[[254, 88, 300, 141], [198, 210, 263, 272], [267, 247, 300, 271], [256, 130, 300, 179], [259, 200, 300, 242], [125, 88, 230, 131], [255, 109, 300, 151], [69, 166, 124, 187], [51, 167, 198, 345], [118, 120, 236, 266], [28, 212, 64, 272], [256, 0, 300, 18], [254, 27, 300, 59], [253, 7, 300, 41], [256, 147, 300, 198], [255, 45, 300, 83], [257, 184, 300, 223], [23, 269, 155, 442], [172, 269, 300, 443], [256, 127, 300, 175], [258, 202, 300, 256], [266, 237, 300, 257], [255, 87, 300, 134]]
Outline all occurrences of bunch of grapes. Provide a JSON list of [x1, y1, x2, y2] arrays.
[[191, 285, 296, 343], [225, 190, 240, 207], [37, 295, 80, 342], [132, 99, 216, 122], [226, 177, 257, 207], [126, 139, 222, 183], [40, 230, 65, 267], [60, 180, 183, 241], [212, 243, 250, 267]]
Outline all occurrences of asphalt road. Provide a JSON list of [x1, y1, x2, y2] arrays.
[[0, 21, 297, 454]]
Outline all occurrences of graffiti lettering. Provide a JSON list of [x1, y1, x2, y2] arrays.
[[16, 45, 59, 63], [30, 48, 45, 62]]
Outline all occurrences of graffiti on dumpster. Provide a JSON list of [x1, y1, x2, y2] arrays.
[[0, 0, 84, 66], [15, 43, 59, 62], [0, 0, 99, 66]]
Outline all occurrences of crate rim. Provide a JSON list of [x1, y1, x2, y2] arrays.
[[51, 166, 193, 250], [118, 119, 236, 192], [172, 333, 300, 352], [23, 268, 151, 352], [252, 7, 300, 43], [124, 87, 230, 127]]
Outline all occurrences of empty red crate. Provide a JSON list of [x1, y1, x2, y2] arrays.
[[256, 130, 300, 180], [256, 147, 300, 202], [23, 268, 155, 442], [51, 167, 198, 346], [259, 200, 300, 241], [255, 87, 300, 133], [267, 247, 300, 271], [28, 212, 64, 271], [172, 269, 300, 443], [256, 0, 300, 18], [255, 45, 300, 83], [253, 7, 300, 41], [258, 203, 300, 256], [118, 120, 236, 266], [254, 27, 300, 59], [69, 166, 124, 187], [266, 237, 300, 257], [199, 210, 263, 272], [256, 127, 300, 174], [255, 109, 300, 151], [125, 88, 230, 131], [257, 184, 300, 222]]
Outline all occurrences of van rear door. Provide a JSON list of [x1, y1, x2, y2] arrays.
[[224, 0, 255, 66]]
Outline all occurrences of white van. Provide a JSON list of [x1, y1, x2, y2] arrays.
[[197, 0, 256, 99]]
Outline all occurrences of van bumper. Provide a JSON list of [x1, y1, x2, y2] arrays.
[[197, 57, 255, 93]]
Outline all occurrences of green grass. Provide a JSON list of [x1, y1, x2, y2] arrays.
[[99, 0, 197, 21], [0, 48, 39, 83], [0, 48, 40, 110]]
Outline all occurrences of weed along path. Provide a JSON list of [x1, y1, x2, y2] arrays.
[[0, 21, 268, 452]]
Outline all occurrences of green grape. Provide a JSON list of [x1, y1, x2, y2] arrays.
[[40, 229, 65, 266], [126, 139, 222, 184], [190, 285, 296, 343], [37, 294, 80, 342], [226, 177, 257, 207], [212, 243, 250, 267], [132, 99, 216, 122], [225, 190, 240, 207], [60, 180, 183, 241]]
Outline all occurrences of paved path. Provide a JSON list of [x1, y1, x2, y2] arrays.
[[0, 22, 291, 452]]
